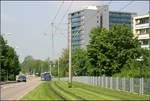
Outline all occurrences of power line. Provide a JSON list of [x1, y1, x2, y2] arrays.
[[107, 0, 112, 6], [60, 1, 73, 23], [119, 0, 134, 12], [52, 1, 64, 23]]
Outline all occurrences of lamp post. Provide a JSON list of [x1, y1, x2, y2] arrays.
[[137, 56, 143, 78], [137, 56, 144, 94]]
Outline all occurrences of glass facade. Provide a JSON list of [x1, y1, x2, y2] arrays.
[[109, 12, 132, 27], [71, 12, 81, 51]]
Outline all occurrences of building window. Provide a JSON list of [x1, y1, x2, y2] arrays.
[[97, 21, 99, 23], [100, 16, 103, 27]]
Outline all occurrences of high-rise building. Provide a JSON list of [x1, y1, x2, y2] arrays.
[[68, 5, 136, 50], [133, 14, 150, 49], [109, 11, 136, 30]]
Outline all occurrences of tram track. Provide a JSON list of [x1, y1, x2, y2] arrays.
[[47, 81, 66, 101], [54, 81, 87, 101]]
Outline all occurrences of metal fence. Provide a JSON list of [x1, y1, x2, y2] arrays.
[[57, 76, 150, 95]]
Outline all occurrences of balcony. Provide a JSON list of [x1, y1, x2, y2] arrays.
[[136, 23, 149, 29], [138, 34, 149, 40], [71, 14, 80, 19], [71, 19, 80, 23], [72, 38, 80, 41], [72, 43, 80, 46], [72, 33, 80, 37], [109, 24, 130, 27], [141, 45, 149, 48], [72, 29, 80, 32], [109, 15, 131, 19], [72, 24, 80, 28], [109, 19, 131, 24]]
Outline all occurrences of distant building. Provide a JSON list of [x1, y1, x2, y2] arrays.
[[68, 5, 137, 50], [109, 11, 136, 30], [133, 14, 150, 49]]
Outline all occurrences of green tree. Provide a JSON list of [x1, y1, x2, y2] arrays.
[[0, 35, 20, 81], [87, 24, 142, 76], [72, 47, 90, 76], [20, 56, 50, 76]]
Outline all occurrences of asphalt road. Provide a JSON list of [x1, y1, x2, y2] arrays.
[[1, 77, 43, 100]]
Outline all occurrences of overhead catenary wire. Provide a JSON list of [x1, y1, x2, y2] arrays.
[[60, 1, 73, 23], [52, 1, 64, 23], [119, 0, 134, 12], [107, 0, 112, 6]]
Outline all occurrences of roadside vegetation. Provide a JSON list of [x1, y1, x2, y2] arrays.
[[51, 24, 150, 78], [20, 56, 50, 76], [20, 80, 149, 100], [0, 35, 20, 81]]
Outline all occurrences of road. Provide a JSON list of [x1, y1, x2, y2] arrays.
[[1, 77, 43, 100]]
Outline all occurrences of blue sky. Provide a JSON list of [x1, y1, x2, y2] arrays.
[[1, 1, 149, 63]]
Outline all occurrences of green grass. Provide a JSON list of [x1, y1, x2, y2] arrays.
[[20, 80, 149, 100], [20, 81, 61, 100]]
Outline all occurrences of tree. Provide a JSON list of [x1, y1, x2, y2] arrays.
[[20, 56, 50, 76], [87, 24, 142, 76], [0, 35, 20, 81], [51, 48, 69, 77], [72, 47, 90, 76]]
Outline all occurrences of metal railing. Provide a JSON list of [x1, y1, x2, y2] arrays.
[[57, 76, 150, 95]]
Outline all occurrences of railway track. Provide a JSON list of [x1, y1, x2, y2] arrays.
[[47, 81, 66, 101], [54, 81, 87, 101]]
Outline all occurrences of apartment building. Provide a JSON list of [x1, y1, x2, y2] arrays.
[[109, 11, 136, 30], [133, 14, 150, 49], [68, 5, 136, 50]]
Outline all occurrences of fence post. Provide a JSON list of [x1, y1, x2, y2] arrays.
[[96, 76, 98, 86], [130, 78, 132, 92], [122, 77, 126, 91], [132, 78, 134, 92], [116, 77, 119, 90], [93, 76, 94, 85], [139, 78, 144, 94], [101, 76, 104, 87], [142, 78, 144, 94], [100, 76, 101, 86], [105, 77, 108, 88], [110, 77, 112, 89]]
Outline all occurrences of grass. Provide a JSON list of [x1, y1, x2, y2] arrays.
[[20, 81, 61, 100], [20, 80, 149, 100]]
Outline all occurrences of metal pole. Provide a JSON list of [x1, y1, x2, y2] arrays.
[[58, 58, 60, 80], [68, 15, 72, 88], [149, 9, 150, 100]]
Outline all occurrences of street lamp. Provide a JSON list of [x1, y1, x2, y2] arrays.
[[137, 56, 143, 78]]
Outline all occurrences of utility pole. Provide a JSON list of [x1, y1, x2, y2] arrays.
[[149, 10, 150, 100], [68, 16, 72, 88], [58, 58, 60, 80]]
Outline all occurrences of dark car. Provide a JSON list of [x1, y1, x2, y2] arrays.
[[17, 76, 26, 82]]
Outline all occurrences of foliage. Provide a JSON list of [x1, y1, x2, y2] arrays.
[[51, 48, 69, 77], [21, 56, 50, 76], [87, 24, 146, 77], [72, 47, 91, 76], [113, 49, 150, 78], [0, 35, 20, 81]]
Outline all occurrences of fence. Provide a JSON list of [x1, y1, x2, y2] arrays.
[[56, 76, 150, 95]]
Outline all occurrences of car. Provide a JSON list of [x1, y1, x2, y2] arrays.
[[17, 76, 26, 82]]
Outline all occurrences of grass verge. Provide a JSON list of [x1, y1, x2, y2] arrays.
[[20, 80, 149, 100]]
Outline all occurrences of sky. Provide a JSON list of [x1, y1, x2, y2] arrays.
[[1, 1, 149, 63]]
